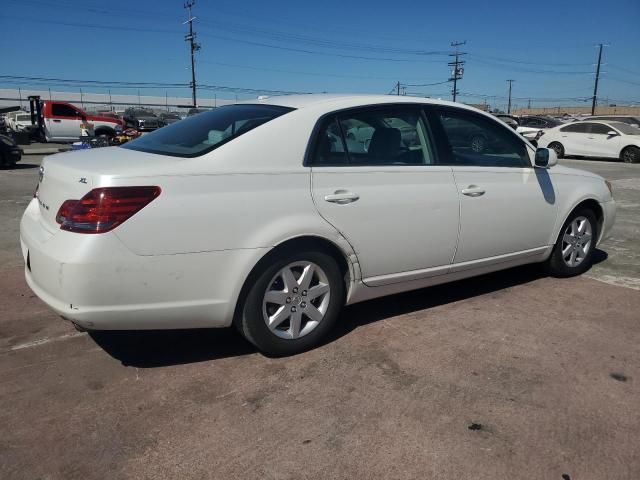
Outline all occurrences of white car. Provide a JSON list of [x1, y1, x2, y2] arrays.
[[7, 111, 33, 132], [21, 95, 616, 355], [516, 116, 563, 142], [539, 120, 640, 163]]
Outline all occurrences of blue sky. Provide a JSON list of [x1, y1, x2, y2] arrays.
[[1, 0, 639, 109]]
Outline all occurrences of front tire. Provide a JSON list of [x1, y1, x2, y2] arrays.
[[545, 209, 598, 277], [621, 146, 640, 164], [238, 251, 344, 356], [548, 142, 565, 159]]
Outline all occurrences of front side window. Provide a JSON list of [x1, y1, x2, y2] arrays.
[[123, 104, 293, 158], [312, 107, 435, 166], [437, 109, 529, 167], [51, 104, 79, 117], [588, 123, 613, 135]]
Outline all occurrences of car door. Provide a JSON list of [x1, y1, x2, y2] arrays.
[[47, 103, 81, 140], [557, 123, 590, 155], [310, 105, 460, 286], [431, 106, 558, 267], [584, 122, 623, 158]]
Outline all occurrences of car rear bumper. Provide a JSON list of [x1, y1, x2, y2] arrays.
[[20, 198, 265, 330]]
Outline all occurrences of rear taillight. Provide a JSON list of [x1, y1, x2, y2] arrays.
[[56, 186, 161, 234]]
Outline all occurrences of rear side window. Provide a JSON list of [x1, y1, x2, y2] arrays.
[[123, 104, 293, 158], [312, 107, 435, 166], [437, 109, 529, 168], [560, 123, 588, 133]]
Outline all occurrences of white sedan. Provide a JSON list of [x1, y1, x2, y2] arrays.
[[538, 120, 640, 163], [21, 95, 616, 355]]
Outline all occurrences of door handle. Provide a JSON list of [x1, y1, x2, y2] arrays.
[[461, 185, 485, 197], [52, 119, 61, 123], [324, 190, 360, 204]]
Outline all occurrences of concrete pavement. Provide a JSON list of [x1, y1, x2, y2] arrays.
[[1, 155, 638, 480]]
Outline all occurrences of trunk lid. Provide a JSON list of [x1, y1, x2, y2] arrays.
[[36, 147, 176, 232]]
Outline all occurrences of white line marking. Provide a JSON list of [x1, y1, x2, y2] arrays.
[[587, 274, 640, 291], [10, 332, 86, 351]]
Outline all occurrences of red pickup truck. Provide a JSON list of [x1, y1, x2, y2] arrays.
[[42, 101, 124, 142]]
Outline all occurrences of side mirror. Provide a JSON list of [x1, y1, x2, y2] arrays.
[[535, 147, 557, 168], [607, 131, 619, 136]]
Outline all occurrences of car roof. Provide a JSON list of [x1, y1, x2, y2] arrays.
[[242, 93, 479, 113]]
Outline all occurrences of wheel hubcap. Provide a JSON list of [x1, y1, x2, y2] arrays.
[[561, 216, 593, 267], [471, 137, 484, 152], [262, 261, 331, 340]]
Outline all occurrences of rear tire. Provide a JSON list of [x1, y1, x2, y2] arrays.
[[545, 208, 598, 277], [548, 142, 564, 159], [621, 146, 640, 164], [238, 250, 344, 356]]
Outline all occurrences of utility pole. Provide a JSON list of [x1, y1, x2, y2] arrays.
[[506, 79, 514, 114], [448, 41, 466, 102], [184, 0, 200, 107], [396, 81, 400, 96], [591, 43, 605, 115]]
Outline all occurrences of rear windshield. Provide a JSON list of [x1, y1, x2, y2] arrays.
[[122, 104, 293, 158]]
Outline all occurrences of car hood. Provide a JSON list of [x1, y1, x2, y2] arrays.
[[136, 116, 158, 121], [550, 164, 603, 180]]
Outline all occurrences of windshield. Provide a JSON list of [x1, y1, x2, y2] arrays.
[[122, 104, 293, 157], [132, 110, 156, 117], [612, 122, 640, 135]]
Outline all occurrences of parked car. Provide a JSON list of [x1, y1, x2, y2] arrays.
[[7, 111, 33, 132], [41, 101, 124, 142], [495, 115, 518, 130], [21, 95, 616, 355], [0, 134, 23, 167], [515, 116, 563, 144], [538, 120, 640, 163], [158, 112, 182, 126], [123, 108, 161, 131], [585, 115, 640, 128], [187, 108, 208, 116]]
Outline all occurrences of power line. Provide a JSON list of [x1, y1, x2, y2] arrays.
[[4, 16, 439, 64], [0, 75, 307, 96], [468, 57, 593, 75], [401, 80, 451, 87], [467, 53, 592, 67]]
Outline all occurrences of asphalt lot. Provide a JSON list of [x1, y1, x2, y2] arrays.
[[1, 154, 639, 480]]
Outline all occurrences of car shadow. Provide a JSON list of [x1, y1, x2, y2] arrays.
[[1, 163, 39, 170], [90, 250, 608, 368]]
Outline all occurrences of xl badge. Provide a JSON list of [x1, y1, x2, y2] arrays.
[[38, 166, 44, 183]]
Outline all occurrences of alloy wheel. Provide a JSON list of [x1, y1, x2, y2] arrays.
[[262, 261, 331, 340], [622, 149, 636, 163], [561, 216, 593, 267], [471, 136, 486, 153]]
